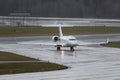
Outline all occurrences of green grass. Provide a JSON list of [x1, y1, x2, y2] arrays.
[[0, 51, 38, 61], [101, 41, 120, 48], [63, 26, 120, 35], [0, 26, 58, 36], [0, 51, 68, 74], [0, 62, 67, 75], [0, 26, 120, 37]]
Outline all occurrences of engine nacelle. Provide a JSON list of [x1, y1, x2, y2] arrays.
[[52, 36, 59, 42]]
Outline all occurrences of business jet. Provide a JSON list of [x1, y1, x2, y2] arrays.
[[19, 24, 109, 51], [52, 24, 78, 51]]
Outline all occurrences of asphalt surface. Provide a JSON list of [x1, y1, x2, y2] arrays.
[[0, 34, 120, 80]]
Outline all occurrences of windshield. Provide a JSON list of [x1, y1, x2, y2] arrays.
[[69, 39, 76, 41]]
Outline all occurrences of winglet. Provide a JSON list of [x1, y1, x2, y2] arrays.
[[106, 38, 109, 44], [59, 24, 63, 37]]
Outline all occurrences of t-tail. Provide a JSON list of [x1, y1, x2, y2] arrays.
[[59, 24, 63, 37]]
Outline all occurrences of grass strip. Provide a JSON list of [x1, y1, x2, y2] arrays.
[[0, 51, 68, 74], [0, 26, 120, 37], [0, 62, 67, 75], [101, 41, 120, 48], [0, 51, 38, 61]]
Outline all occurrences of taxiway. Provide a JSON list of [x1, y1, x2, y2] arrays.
[[0, 34, 120, 80]]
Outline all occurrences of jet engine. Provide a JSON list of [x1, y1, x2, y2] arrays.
[[52, 36, 59, 42]]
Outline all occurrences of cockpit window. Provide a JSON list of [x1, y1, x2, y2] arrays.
[[69, 39, 76, 40]]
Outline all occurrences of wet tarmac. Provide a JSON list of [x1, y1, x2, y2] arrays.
[[0, 34, 120, 80]]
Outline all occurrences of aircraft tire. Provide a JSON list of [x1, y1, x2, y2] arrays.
[[70, 47, 74, 51], [57, 47, 61, 51]]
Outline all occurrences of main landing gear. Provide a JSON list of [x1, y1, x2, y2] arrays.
[[57, 46, 74, 51], [70, 47, 74, 51]]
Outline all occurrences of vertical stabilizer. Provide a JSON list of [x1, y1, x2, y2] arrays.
[[59, 24, 63, 37]]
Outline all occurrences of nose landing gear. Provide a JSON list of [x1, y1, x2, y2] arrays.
[[57, 47, 61, 51]]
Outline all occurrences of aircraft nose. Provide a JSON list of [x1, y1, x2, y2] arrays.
[[69, 41, 78, 45]]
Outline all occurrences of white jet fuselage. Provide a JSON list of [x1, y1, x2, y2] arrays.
[[58, 36, 78, 47]]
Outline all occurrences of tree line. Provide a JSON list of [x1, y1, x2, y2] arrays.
[[0, 0, 120, 18]]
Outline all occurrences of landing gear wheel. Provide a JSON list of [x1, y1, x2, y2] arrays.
[[57, 47, 61, 51], [70, 47, 74, 51]]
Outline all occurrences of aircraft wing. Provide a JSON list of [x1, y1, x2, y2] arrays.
[[77, 41, 108, 46], [17, 41, 58, 46], [18, 39, 108, 47]]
